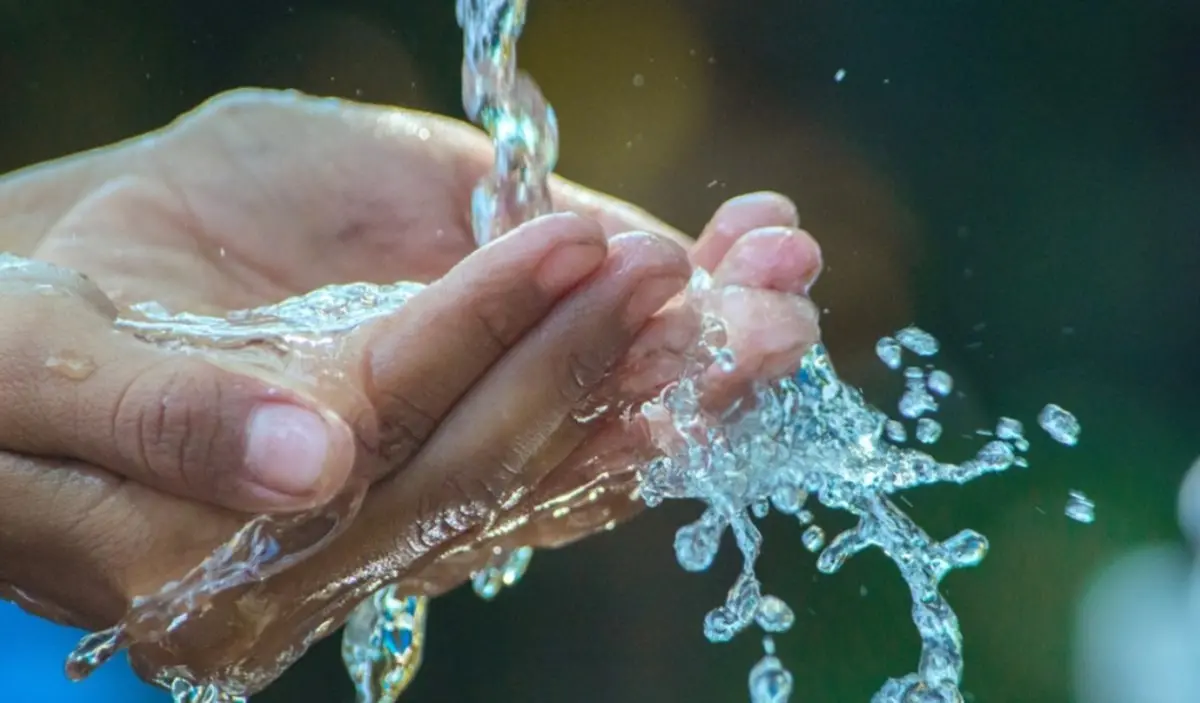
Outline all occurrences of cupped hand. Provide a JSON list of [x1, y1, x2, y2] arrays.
[[0, 89, 822, 692]]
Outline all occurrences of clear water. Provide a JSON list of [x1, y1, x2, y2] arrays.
[[50, 2, 1087, 701], [638, 294, 1080, 701]]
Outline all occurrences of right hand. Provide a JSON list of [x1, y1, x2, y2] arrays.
[[0, 91, 824, 693]]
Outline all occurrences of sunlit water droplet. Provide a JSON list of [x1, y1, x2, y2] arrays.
[[1065, 490, 1095, 524], [45, 352, 96, 380], [915, 418, 942, 444], [471, 545, 535, 600], [801, 525, 826, 552], [750, 638, 794, 703], [875, 336, 902, 369], [896, 325, 940, 356], [927, 369, 953, 396], [1039, 403, 1080, 446]]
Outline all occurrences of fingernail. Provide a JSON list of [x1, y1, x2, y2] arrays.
[[244, 403, 334, 501], [537, 241, 607, 295], [624, 276, 686, 329], [717, 192, 799, 229], [714, 227, 823, 295]]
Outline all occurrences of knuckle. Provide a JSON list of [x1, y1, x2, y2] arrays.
[[468, 297, 519, 356], [113, 359, 229, 498], [557, 348, 611, 405], [374, 387, 438, 467]]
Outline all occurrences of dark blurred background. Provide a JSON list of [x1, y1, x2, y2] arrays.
[[2, 1, 1199, 701]]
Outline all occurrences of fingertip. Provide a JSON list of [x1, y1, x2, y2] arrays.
[[713, 226, 823, 295], [606, 230, 692, 279], [693, 191, 800, 271]]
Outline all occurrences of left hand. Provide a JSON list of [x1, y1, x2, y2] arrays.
[[0, 89, 823, 691]]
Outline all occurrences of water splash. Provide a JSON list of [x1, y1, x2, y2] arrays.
[[341, 2, 554, 699], [341, 587, 429, 703], [640, 297, 1080, 700]]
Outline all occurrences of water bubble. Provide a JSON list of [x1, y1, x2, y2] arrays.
[[1065, 490, 1095, 524], [875, 336, 902, 369], [801, 525, 826, 552], [1039, 404, 1080, 446], [915, 418, 943, 444]]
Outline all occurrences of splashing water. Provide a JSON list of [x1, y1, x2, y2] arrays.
[[46, 3, 1087, 702], [638, 303, 1081, 701]]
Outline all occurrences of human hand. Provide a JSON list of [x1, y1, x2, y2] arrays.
[[0, 89, 822, 692]]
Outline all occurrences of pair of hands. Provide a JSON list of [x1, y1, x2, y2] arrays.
[[0, 89, 823, 692]]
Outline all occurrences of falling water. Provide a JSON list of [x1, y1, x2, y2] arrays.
[[339, 1, 555, 701]]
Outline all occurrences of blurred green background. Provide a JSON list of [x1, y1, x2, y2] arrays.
[[1, 0, 1198, 701]]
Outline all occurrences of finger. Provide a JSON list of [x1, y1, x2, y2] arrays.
[[0, 262, 357, 513], [402, 232, 689, 521], [0, 449, 242, 632], [690, 192, 800, 272], [351, 211, 609, 473], [712, 226, 823, 295]]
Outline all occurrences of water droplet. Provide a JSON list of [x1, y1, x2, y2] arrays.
[[886, 419, 907, 443], [1039, 404, 1080, 446], [471, 546, 535, 600], [896, 326, 940, 356], [749, 645, 794, 703], [995, 417, 1024, 441], [834, 68, 847, 83], [915, 418, 942, 444], [1065, 490, 1095, 524], [801, 525, 825, 552], [875, 336, 902, 369], [45, 353, 96, 380], [755, 596, 795, 633], [927, 370, 953, 396], [632, 73, 645, 87]]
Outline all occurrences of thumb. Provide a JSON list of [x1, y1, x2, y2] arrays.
[[0, 255, 356, 513]]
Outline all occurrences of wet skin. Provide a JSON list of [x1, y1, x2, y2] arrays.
[[0, 90, 823, 692]]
